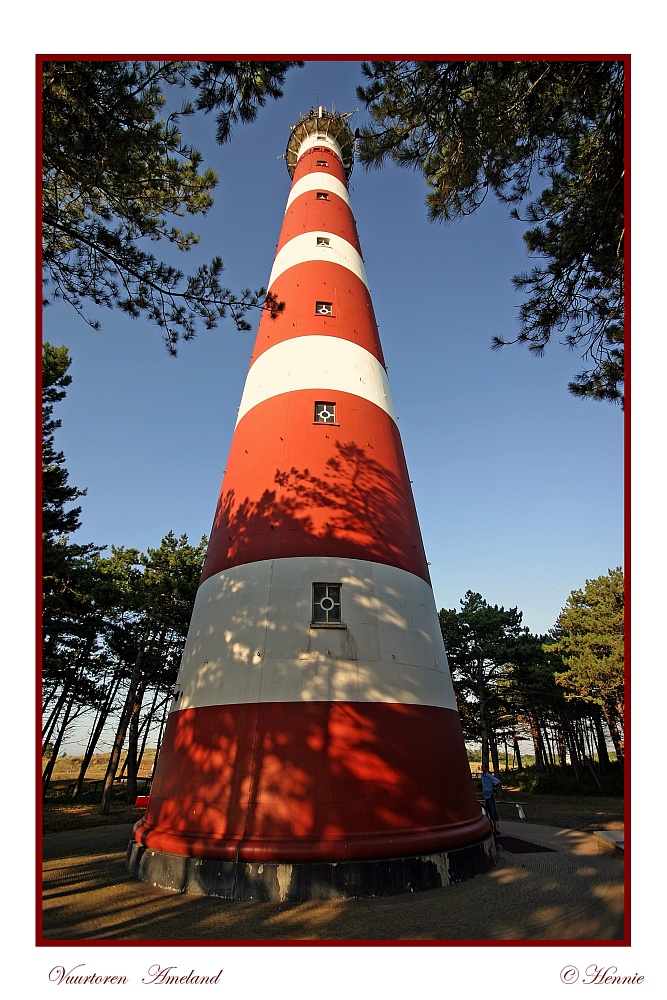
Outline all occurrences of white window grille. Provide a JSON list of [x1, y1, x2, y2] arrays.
[[312, 584, 342, 626], [314, 402, 336, 424], [315, 301, 333, 316]]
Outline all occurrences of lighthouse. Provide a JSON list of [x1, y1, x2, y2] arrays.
[[126, 107, 495, 900]]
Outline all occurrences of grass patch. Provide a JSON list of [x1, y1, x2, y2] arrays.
[[42, 801, 145, 835], [471, 765, 625, 830], [497, 763, 624, 797], [42, 752, 156, 835], [496, 792, 624, 831]]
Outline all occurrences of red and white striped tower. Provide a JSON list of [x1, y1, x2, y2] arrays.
[[127, 108, 494, 899]]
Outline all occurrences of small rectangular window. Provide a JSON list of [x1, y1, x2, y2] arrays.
[[315, 301, 333, 316], [316, 236, 331, 247], [312, 583, 343, 626], [316, 159, 329, 167], [314, 401, 336, 424], [316, 191, 329, 200]]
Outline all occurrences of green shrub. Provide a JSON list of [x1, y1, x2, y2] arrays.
[[503, 762, 623, 796]]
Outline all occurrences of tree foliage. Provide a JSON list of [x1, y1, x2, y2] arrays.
[[42, 532, 207, 800], [42, 343, 85, 540], [439, 591, 529, 769], [356, 60, 625, 404], [440, 588, 620, 776], [545, 568, 624, 760], [96, 532, 207, 810], [42, 60, 302, 352], [42, 343, 101, 639]]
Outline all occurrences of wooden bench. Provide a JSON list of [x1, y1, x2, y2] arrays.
[[114, 775, 152, 789]]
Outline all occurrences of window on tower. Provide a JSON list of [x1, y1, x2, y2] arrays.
[[315, 301, 333, 316], [312, 583, 343, 626], [316, 159, 329, 167], [316, 236, 331, 247], [314, 401, 337, 424], [316, 192, 329, 200]]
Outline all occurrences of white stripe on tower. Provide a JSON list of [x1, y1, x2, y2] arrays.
[[285, 171, 351, 212], [235, 336, 395, 425], [173, 557, 458, 711], [131, 108, 489, 868], [267, 231, 368, 289]]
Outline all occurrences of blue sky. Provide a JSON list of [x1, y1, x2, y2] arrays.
[[44, 58, 624, 641]]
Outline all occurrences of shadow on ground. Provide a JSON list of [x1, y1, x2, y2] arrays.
[[41, 822, 625, 943]]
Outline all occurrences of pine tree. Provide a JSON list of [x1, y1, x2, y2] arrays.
[[356, 60, 625, 403], [439, 591, 529, 771], [546, 568, 624, 762], [42, 343, 100, 644], [42, 60, 300, 351]]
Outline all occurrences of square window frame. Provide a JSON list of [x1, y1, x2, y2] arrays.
[[314, 401, 338, 425], [311, 582, 346, 628]]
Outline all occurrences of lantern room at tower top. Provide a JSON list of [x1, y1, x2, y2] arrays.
[[285, 106, 356, 178]]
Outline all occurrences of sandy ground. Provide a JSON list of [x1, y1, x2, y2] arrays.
[[41, 819, 625, 942]]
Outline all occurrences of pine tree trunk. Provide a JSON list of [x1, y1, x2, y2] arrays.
[[562, 715, 581, 780], [531, 712, 551, 772], [99, 646, 145, 815], [41, 679, 63, 724], [72, 671, 122, 798], [153, 692, 171, 764], [125, 674, 148, 803], [583, 714, 596, 761], [490, 733, 500, 776], [557, 719, 567, 767], [137, 685, 160, 772], [479, 690, 489, 768], [42, 682, 71, 748], [545, 720, 557, 769], [593, 706, 611, 771], [41, 688, 77, 798], [603, 703, 624, 764], [529, 718, 543, 769], [565, 714, 580, 768]]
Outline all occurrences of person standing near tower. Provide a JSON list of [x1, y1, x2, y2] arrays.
[[481, 764, 501, 833]]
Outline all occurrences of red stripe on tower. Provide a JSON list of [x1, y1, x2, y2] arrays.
[[127, 107, 494, 900]]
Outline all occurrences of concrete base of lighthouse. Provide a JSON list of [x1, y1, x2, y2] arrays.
[[125, 833, 497, 901]]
